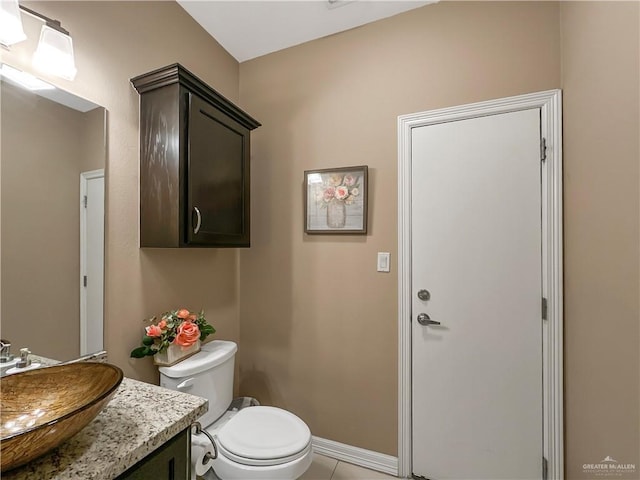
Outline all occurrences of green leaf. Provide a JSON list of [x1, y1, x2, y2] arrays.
[[142, 335, 154, 346], [130, 347, 147, 358], [199, 325, 215, 341], [202, 325, 215, 335]]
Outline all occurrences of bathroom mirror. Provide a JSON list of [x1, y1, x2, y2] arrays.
[[1, 66, 106, 362]]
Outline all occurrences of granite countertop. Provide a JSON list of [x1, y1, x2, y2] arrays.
[[3, 358, 208, 480]]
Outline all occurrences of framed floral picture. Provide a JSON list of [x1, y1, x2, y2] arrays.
[[304, 165, 368, 234]]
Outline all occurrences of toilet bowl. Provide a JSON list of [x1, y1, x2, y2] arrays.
[[159, 340, 313, 480], [208, 406, 312, 479]]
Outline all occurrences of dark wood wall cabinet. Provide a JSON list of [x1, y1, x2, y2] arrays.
[[131, 64, 260, 247]]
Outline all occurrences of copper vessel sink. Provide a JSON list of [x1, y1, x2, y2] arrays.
[[0, 362, 123, 472]]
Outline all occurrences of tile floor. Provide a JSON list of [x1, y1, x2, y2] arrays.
[[300, 453, 398, 480]]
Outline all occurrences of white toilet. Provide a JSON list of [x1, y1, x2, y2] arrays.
[[159, 340, 313, 480]]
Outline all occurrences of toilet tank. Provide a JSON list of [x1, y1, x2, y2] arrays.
[[159, 340, 237, 428]]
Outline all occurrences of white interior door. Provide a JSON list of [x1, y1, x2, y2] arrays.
[[80, 170, 104, 355], [411, 109, 543, 479]]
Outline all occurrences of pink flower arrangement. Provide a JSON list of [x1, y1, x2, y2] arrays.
[[321, 173, 361, 206], [131, 308, 215, 359]]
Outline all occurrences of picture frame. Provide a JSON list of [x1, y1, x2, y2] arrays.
[[304, 165, 368, 234]]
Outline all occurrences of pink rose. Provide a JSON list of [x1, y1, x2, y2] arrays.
[[176, 309, 190, 319], [187, 313, 197, 322], [175, 321, 200, 348], [335, 186, 349, 200], [145, 324, 162, 337], [323, 187, 336, 202], [157, 319, 167, 330], [343, 174, 356, 186]]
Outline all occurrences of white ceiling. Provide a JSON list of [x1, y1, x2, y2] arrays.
[[177, 1, 435, 63]]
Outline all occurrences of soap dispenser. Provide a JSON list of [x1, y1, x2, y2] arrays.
[[5, 348, 41, 375]]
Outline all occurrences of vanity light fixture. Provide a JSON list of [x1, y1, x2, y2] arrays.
[[0, 2, 77, 81], [32, 23, 77, 80], [0, 0, 26, 46]]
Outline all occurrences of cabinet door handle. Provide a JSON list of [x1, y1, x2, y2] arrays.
[[193, 206, 202, 234]]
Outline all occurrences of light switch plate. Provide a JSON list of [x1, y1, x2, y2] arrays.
[[377, 252, 390, 272]]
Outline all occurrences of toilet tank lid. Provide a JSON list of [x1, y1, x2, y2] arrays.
[[158, 340, 237, 378]]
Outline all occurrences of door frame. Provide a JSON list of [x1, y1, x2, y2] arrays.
[[80, 168, 105, 355], [397, 90, 563, 479]]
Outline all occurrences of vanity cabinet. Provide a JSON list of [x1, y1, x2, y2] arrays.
[[131, 64, 260, 248], [117, 428, 190, 480]]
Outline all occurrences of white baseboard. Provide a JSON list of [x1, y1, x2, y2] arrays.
[[311, 436, 398, 477]]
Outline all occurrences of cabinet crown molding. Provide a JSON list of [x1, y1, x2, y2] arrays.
[[131, 63, 261, 131]]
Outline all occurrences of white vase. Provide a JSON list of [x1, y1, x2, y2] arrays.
[[326, 201, 346, 228], [154, 340, 201, 366]]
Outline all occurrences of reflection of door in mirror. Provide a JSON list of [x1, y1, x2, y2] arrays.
[[81, 169, 104, 355], [1, 73, 106, 362]]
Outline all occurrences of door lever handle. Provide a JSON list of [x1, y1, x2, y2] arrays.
[[417, 313, 441, 326]]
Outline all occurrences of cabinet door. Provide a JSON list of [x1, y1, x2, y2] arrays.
[[187, 92, 250, 247], [117, 428, 190, 480]]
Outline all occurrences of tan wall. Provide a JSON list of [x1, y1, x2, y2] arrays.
[[238, 1, 561, 455], [1, 82, 83, 360], [561, 2, 640, 477], [0, 1, 241, 383], [1, 1, 636, 472]]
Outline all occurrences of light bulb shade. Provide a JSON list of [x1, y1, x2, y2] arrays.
[[0, 0, 26, 46], [33, 24, 77, 80]]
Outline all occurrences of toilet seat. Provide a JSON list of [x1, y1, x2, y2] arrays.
[[217, 441, 312, 467], [216, 406, 311, 467]]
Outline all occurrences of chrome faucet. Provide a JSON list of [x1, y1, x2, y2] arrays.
[[0, 339, 14, 363], [16, 348, 32, 368]]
